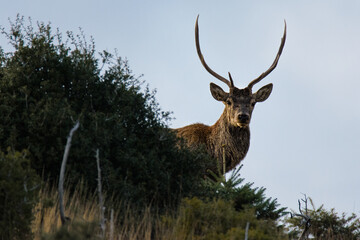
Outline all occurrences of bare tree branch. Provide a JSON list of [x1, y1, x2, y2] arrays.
[[58, 121, 79, 225], [290, 194, 311, 240], [96, 148, 106, 237], [109, 208, 114, 240], [244, 222, 250, 240]]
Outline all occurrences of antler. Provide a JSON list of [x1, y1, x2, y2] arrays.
[[247, 21, 287, 90], [195, 15, 234, 88]]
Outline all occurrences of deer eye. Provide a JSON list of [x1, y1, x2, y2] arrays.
[[251, 102, 256, 107], [226, 99, 232, 105]]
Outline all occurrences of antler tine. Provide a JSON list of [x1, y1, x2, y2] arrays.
[[228, 72, 234, 87], [248, 20, 287, 90], [195, 15, 232, 88]]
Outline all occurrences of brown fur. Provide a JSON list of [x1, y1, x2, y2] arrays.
[[175, 109, 250, 174]]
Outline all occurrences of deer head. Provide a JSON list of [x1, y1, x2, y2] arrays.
[[195, 16, 286, 128]]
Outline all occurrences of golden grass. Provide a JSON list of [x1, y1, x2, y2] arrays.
[[32, 180, 99, 238], [31, 181, 285, 240], [31, 181, 182, 240]]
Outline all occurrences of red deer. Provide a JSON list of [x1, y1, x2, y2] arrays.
[[176, 16, 286, 174]]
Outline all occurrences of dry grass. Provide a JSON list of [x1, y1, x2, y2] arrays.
[[31, 181, 287, 240], [32, 180, 99, 238], [31, 181, 184, 240]]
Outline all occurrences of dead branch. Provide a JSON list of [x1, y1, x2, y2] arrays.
[[109, 208, 114, 240], [290, 194, 311, 240], [96, 148, 106, 237], [244, 222, 250, 240], [58, 121, 80, 225]]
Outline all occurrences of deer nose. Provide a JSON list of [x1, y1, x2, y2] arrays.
[[238, 114, 250, 123]]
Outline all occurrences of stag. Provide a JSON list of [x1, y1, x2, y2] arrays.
[[176, 16, 286, 174]]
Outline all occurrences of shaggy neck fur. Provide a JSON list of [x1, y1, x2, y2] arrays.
[[208, 110, 250, 172], [175, 108, 251, 174]]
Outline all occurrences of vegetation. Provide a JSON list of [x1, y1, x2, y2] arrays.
[[34, 181, 288, 240], [0, 149, 40, 239], [199, 166, 287, 220], [167, 197, 288, 240], [286, 198, 360, 240], [0, 15, 213, 211], [31, 181, 360, 240], [0, 15, 359, 239]]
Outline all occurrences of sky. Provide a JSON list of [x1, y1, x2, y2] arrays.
[[1, 1, 360, 215]]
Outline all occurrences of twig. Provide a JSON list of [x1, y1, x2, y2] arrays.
[[109, 208, 114, 240], [244, 222, 250, 240], [96, 149, 106, 237], [58, 121, 80, 225]]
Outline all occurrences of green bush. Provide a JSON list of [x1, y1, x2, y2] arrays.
[[198, 166, 287, 220], [0, 15, 214, 210], [41, 221, 100, 240], [0, 149, 40, 239], [165, 197, 288, 240]]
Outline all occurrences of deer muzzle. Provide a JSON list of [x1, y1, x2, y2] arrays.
[[237, 114, 250, 127]]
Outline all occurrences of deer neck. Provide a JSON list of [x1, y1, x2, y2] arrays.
[[209, 110, 251, 171]]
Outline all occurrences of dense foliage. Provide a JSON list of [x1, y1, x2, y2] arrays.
[[199, 166, 287, 220], [168, 197, 288, 240], [0, 149, 40, 239], [0, 16, 213, 209]]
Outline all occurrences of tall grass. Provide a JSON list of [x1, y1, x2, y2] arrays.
[[31, 181, 188, 240], [31, 180, 287, 240], [32, 180, 100, 238]]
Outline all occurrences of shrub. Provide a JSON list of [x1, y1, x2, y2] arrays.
[[164, 197, 288, 240], [0, 15, 214, 210], [0, 149, 40, 239], [41, 221, 100, 240], [197, 166, 287, 220], [286, 199, 360, 240]]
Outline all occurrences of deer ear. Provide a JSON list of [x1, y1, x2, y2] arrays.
[[210, 83, 228, 101], [254, 83, 273, 102]]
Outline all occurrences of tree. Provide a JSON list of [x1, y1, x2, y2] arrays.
[[0, 15, 214, 209]]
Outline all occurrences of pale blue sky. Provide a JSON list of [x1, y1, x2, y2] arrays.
[[1, 1, 360, 215]]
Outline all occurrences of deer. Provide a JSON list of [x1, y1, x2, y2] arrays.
[[175, 16, 286, 174]]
